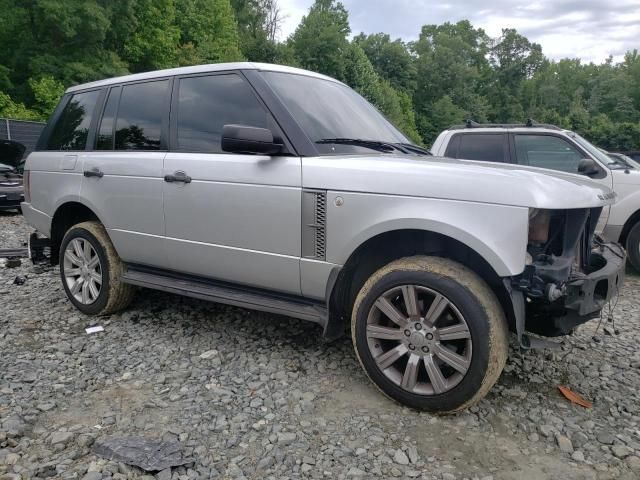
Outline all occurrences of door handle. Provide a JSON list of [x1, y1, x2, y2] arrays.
[[83, 168, 103, 178], [164, 171, 192, 184]]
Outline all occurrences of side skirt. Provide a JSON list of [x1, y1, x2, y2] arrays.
[[121, 265, 329, 330]]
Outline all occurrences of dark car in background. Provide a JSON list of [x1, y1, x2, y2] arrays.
[[0, 139, 25, 212]]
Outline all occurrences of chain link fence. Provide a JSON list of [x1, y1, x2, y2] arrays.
[[0, 118, 46, 159]]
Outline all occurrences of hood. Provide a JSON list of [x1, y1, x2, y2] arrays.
[[0, 139, 26, 169], [303, 154, 615, 209], [611, 167, 640, 186]]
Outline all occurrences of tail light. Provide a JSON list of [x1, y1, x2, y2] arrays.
[[23, 169, 31, 203]]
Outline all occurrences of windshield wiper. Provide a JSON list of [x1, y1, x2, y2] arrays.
[[396, 143, 432, 156], [316, 138, 410, 154]]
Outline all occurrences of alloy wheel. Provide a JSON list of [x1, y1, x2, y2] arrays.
[[366, 285, 472, 395], [63, 238, 102, 305]]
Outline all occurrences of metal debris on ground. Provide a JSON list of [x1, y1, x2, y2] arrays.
[[558, 385, 593, 409], [13, 275, 26, 285], [93, 436, 194, 471], [5, 258, 22, 268], [85, 326, 104, 334], [0, 248, 28, 259]]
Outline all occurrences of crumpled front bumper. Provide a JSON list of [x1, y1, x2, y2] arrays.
[[562, 244, 626, 320], [508, 242, 626, 346]]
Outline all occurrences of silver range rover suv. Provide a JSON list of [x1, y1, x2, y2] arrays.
[[22, 63, 625, 413]]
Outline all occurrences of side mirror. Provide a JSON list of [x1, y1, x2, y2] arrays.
[[221, 124, 283, 155], [578, 158, 600, 177]]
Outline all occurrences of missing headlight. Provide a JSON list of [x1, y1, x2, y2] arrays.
[[528, 209, 551, 244]]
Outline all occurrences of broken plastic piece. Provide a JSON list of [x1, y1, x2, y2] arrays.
[[558, 386, 593, 409], [93, 436, 193, 471], [85, 326, 104, 334]]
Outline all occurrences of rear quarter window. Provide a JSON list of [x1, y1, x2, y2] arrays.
[[46, 90, 101, 150]]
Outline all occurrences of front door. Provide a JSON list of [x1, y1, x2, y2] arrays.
[[162, 72, 302, 294], [510, 133, 614, 230]]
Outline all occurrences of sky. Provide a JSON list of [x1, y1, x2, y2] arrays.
[[277, 0, 640, 63]]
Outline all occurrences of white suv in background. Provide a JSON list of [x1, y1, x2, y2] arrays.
[[432, 122, 640, 270]]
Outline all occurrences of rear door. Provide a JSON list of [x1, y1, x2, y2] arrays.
[[162, 72, 302, 294], [27, 89, 102, 221], [80, 79, 170, 268]]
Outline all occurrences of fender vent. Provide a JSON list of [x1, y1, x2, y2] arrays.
[[302, 190, 327, 260]]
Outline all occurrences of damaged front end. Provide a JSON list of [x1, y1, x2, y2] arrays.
[[508, 207, 625, 348]]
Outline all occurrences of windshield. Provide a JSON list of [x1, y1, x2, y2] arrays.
[[609, 153, 640, 169], [262, 71, 409, 155], [570, 133, 625, 170]]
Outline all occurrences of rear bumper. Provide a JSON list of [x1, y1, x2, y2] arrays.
[[20, 202, 52, 237]]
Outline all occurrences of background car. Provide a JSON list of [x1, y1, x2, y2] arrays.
[[606, 151, 640, 170], [0, 139, 25, 212], [431, 121, 640, 271]]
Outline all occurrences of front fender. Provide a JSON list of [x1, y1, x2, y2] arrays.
[[326, 192, 529, 277], [608, 186, 640, 231]]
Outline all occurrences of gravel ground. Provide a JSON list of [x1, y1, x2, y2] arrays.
[[1, 211, 640, 480]]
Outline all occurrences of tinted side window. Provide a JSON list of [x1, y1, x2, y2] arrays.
[[514, 135, 583, 173], [47, 90, 101, 150], [176, 74, 268, 153], [96, 87, 121, 150], [115, 80, 168, 150], [455, 134, 506, 162]]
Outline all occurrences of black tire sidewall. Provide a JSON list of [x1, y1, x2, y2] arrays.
[[354, 270, 492, 412], [626, 222, 640, 272], [59, 226, 111, 315]]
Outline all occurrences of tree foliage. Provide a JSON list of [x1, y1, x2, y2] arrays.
[[0, 0, 638, 150]]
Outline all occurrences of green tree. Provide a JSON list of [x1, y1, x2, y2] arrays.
[[231, 0, 282, 62], [418, 95, 465, 146], [177, 0, 243, 64], [411, 21, 491, 142], [290, 0, 350, 80], [353, 33, 416, 92], [489, 29, 544, 121], [28, 76, 65, 118]]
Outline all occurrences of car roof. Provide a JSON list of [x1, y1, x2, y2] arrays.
[[66, 62, 343, 94], [443, 126, 573, 135]]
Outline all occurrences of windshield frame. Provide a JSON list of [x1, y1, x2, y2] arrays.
[[570, 132, 623, 171], [260, 70, 411, 156]]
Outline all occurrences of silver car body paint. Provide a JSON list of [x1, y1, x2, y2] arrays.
[[21, 62, 617, 302]]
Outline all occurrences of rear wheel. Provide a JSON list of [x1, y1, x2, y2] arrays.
[[59, 221, 134, 315], [625, 221, 640, 272], [351, 256, 509, 413]]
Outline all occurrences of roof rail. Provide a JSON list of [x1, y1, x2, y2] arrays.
[[450, 119, 562, 131]]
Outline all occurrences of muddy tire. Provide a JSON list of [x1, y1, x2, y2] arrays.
[[625, 221, 640, 273], [351, 256, 509, 413], [59, 221, 134, 316]]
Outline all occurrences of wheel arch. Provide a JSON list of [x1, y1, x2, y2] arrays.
[[50, 201, 103, 264], [324, 228, 517, 340], [619, 208, 640, 246]]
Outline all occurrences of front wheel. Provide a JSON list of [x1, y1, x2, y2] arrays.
[[351, 256, 509, 413], [625, 221, 640, 272], [59, 221, 135, 315]]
